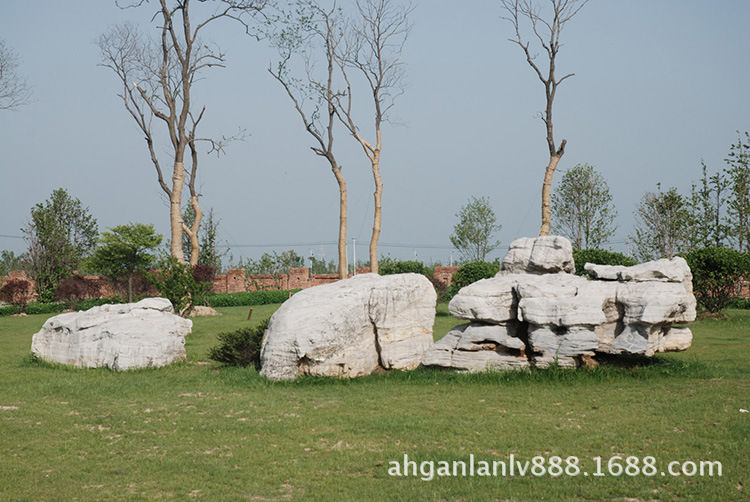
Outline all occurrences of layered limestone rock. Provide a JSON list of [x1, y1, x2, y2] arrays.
[[501, 235, 576, 275], [31, 298, 190, 370], [424, 237, 696, 371], [422, 322, 529, 371], [259, 273, 436, 381]]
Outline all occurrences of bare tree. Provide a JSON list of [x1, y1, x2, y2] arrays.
[[97, 0, 266, 265], [500, 0, 588, 236], [335, 0, 412, 274], [269, 1, 349, 279], [0, 39, 32, 110]]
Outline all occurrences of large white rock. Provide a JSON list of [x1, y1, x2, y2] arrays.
[[259, 273, 436, 381], [519, 295, 608, 327], [584, 257, 692, 283], [502, 236, 575, 275], [617, 282, 696, 324], [448, 275, 518, 324], [527, 325, 600, 368], [423, 323, 529, 372], [436, 236, 697, 369], [31, 298, 190, 370]]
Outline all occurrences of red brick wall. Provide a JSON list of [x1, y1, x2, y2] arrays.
[[433, 266, 459, 289], [5, 266, 466, 300]]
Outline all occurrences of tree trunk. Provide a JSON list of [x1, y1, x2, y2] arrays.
[[186, 194, 203, 267], [127, 272, 133, 303], [539, 154, 561, 236], [333, 165, 348, 279], [170, 161, 186, 262], [370, 155, 382, 274]]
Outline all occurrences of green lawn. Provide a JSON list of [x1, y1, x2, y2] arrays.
[[0, 305, 747, 501]]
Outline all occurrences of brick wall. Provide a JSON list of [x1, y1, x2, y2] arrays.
[[3, 267, 463, 299]]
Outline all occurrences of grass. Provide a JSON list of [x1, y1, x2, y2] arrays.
[[0, 304, 747, 501]]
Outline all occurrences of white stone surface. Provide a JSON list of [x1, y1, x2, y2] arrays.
[[584, 257, 692, 283], [448, 275, 518, 324], [518, 295, 608, 327], [423, 323, 529, 372], [527, 325, 600, 368], [31, 298, 190, 370], [259, 274, 436, 381], [617, 282, 696, 325], [502, 236, 575, 275]]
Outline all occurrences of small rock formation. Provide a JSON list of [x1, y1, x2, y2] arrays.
[[190, 306, 221, 317], [260, 273, 436, 381], [31, 298, 191, 370], [424, 236, 696, 371]]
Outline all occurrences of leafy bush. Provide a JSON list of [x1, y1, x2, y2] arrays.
[[0, 279, 34, 313], [447, 261, 500, 299], [78, 296, 124, 310], [204, 290, 299, 307], [572, 248, 637, 276], [682, 247, 750, 313], [148, 257, 210, 317], [208, 318, 270, 368], [0, 296, 124, 317], [378, 258, 432, 276], [727, 297, 750, 310], [426, 274, 450, 304], [192, 264, 217, 289], [54, 275, 101, 310], [24, 302, 66, 315]]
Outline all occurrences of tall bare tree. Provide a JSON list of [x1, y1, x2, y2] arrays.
[[0, 39, 32, 110], [335, 0, 412, 274], [97, 0, 266, 265], [500, 0, 588, 236], [269, 1, 349, 279]]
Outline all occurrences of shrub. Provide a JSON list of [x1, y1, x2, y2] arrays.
[[378, 258, 432, 276], [147, 257, 210, 317], [24, 302, 66, 315], [0, 279, 34, 313], [54, 275, 101, 310], [682, 247, 750, 313], [192, 264, 217, 290], [572, 248, 637, 276], [78, 296, 124, 310], [208, 318, 270, 369], [204, 290, 298, 307], [447, 261, 500, 299], [727, 297, 750, 310], [426, 274, 450, 304]]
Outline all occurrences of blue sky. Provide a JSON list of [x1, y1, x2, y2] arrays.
[[1, 0, 748, 266]]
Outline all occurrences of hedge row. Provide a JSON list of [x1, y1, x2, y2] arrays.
[[0, 290, 300, 316], [201, 290, 300, 307], [0, 297, 123, 317]]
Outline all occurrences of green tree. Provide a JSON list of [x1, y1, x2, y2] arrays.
[[148, 256, 209, 317], [682, 247, 750, 313], [0, 250, 21, 276], [551, 163, 618, 249], [243, 250, 305, 290], [688, 162, 730, 249], [22, 188, 98, 302], [450, 196, 502, 263], [629, 185, 691, 262], [89, 223, 163, 302], [182, 206, 227, 271], [725, 131, 750, 252]]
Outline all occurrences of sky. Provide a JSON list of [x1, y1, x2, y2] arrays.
[[1, 0, 749, 268]]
